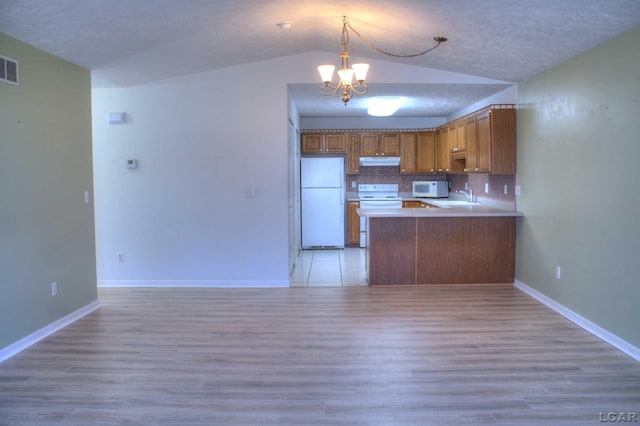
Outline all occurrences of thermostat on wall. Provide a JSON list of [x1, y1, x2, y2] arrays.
[[108, 112, 126, 124], [127, 159, 138, 169]]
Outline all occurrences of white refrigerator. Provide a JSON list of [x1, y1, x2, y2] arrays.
[[301, 157, 345, 248]]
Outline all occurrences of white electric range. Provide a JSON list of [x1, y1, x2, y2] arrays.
[[357, 184, 402, 247]]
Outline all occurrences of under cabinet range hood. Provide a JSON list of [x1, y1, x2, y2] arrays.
[[359, 156, 401, 167]]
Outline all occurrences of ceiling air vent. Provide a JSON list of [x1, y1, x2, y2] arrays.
[[0, 55, 19, 85]]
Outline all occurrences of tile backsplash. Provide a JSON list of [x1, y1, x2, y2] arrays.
[[347, 167, 516, 203], [449, 173, 516, 203], [347, 167, 447, 192]]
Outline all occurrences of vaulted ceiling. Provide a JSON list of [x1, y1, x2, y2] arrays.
[[2, 0, 639, 117]]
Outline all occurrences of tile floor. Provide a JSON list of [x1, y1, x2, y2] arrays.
[[290, 248, 368, 287]]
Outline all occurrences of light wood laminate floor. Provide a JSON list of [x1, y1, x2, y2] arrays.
[[1, 285, 639, 425]]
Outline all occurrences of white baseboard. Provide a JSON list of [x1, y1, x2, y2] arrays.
[[98, 280, 289, 288], [0, 300, 101, 364], [514, 279, 640, 362]]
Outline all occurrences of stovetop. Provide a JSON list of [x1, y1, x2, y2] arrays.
[[357, 183, 399, 200]]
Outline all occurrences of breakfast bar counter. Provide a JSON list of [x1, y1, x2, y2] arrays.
[[357, 204, 523, 286]]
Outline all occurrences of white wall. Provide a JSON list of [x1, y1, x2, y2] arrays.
[[92, 52, 511, 287], [93, 62, 292, 286]]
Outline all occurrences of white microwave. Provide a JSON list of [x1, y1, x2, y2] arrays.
[[412, 181, 449, 198]]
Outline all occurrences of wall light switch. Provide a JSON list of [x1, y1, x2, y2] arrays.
[[83, 190, 90, 204], [515, 185, 521, 196], [484, 183, 489, 193], [504, 185, 508, 195]]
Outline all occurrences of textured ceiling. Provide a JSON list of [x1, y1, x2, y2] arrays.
[[2, 0, 640, 117]]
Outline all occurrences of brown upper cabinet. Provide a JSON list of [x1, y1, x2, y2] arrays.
[[380, 134, 401, 156], [440, 105, 516, 174], [346, 133, 360, 174], [360, 133, 379, 157], [464, 108, 516, 174], [416, 131, 436, 173], [360, 133, 401, 157], [301, 133, 346, 154], [450, 120, 466, 153], [400, 133, 417, 174], [450, 115, 479, 173], [435, 128, 450, 173], [300, 104, 515, 175]]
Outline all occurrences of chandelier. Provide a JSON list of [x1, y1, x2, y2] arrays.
[[318, 16, 447, 106]]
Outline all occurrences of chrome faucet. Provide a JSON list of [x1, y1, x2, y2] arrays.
[[457, 189, 474, 202]]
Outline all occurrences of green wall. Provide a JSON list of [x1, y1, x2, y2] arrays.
[[0, 34, 97, 349], [516, 25, 640, 347]]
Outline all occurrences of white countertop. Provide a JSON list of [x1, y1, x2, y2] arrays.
[[357, 200, 523, 218]]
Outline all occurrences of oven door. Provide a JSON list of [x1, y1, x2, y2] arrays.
[[359, 199, 403, 209]]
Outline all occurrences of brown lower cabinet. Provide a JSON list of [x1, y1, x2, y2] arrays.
[[402, 200, 438, 208], [367, 216, 516, 285], [346, 201, 360, 246]]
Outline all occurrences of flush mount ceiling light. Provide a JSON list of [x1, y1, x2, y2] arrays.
[[318, 16, 447, 106], [367, 97, 407, 117]]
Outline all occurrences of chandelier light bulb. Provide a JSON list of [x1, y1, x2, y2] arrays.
[[317, 65, 335, 84], [316, 16, 446, 106], [338, 68, 354, 85], [351, 63, 369, 81]]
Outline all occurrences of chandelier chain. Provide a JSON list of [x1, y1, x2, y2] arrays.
[[344, 17, 446, 58]]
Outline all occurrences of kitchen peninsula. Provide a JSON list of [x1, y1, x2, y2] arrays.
[[358, 203, 523, 285]]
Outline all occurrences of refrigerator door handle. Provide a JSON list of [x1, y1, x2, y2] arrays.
[[340, 187, 345, 222]]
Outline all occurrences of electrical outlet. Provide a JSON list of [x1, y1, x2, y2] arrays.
[[515, 185, 521, 196], [504, 185, 508, 195], [484, 183, 489, 193], [351, 181, 356, 188], [51, 282, 57, 296], [464, 182, 469, 190], [556, 266, 561, 280], [117, 252, 125, 263], [245, 187, 256, 198]]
